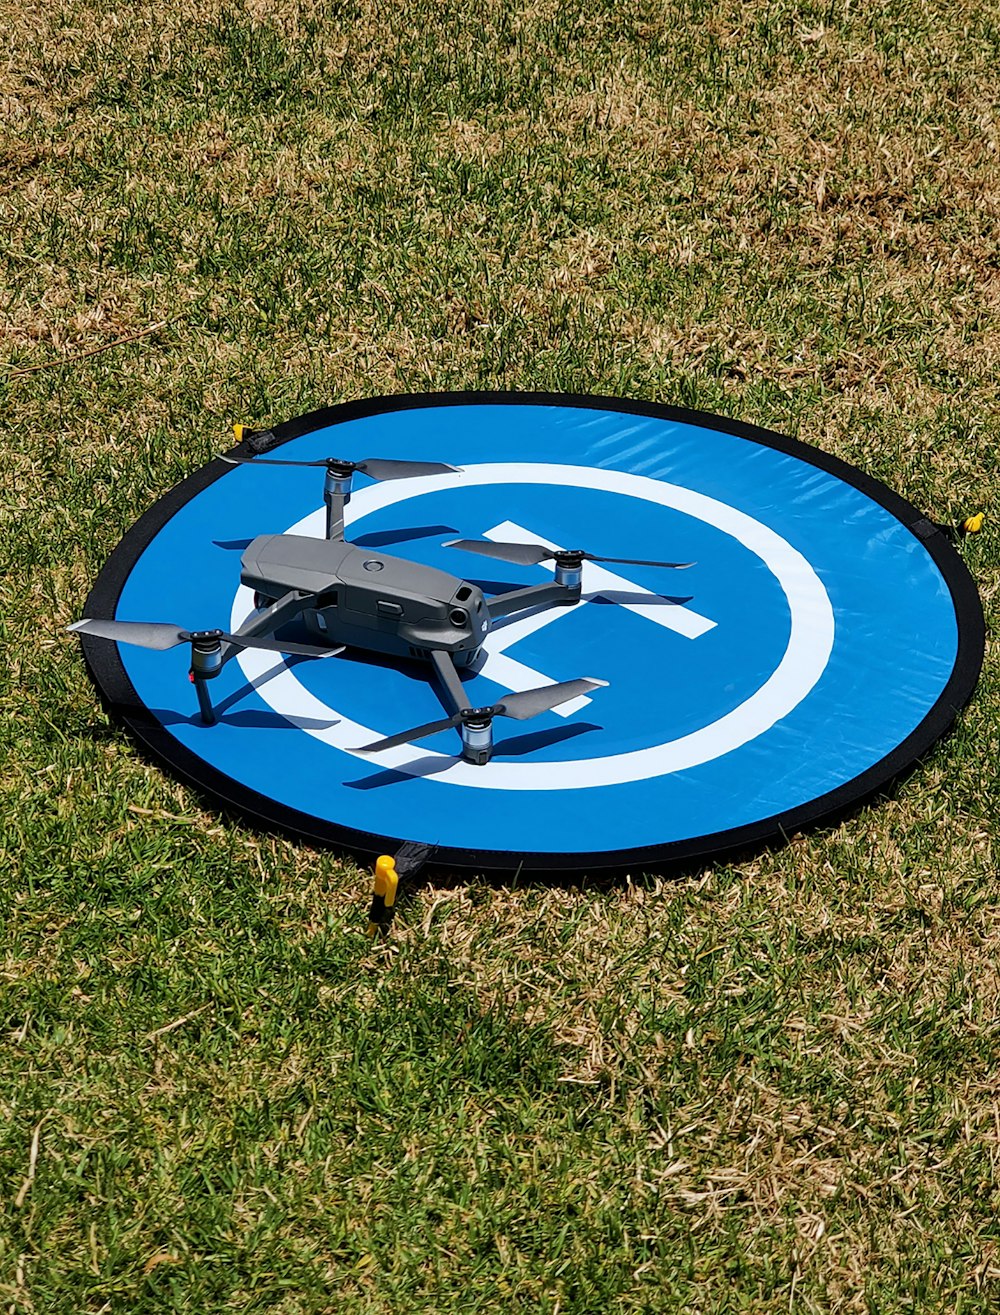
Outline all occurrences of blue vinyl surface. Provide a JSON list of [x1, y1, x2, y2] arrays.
[[113, 403, 958, 857]]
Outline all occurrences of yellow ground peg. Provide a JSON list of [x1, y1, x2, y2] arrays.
[[367, 855, 399, 937], [233, 423, 247, 444], [962, 511, 985, 534]]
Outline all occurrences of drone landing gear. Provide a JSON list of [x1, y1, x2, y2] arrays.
[[189, 633, 224, 725]]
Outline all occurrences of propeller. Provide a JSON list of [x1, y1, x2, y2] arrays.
[[67, 619, 342, 659], [444, 539, 693, 569], [355, 677, 608, 753], [221, 455, 460, 481]]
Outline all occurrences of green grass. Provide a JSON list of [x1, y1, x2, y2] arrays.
[[1, 0, 998, 1310]]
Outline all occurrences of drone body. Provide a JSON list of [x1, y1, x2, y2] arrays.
[[71, 446, 695, 764], [240, 534, 490, 666]]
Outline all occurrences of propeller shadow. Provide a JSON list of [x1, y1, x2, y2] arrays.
[[344, 753, 457, 790], [492, 722, 602, 757], [587, 591, 695, 607], [353, 524, 458, 549], [150, 707, 340, 731]]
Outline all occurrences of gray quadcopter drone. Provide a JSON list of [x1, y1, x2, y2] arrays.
[[70, 451, 693, 766]]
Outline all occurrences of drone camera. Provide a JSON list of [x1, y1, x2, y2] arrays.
[[449, 607, 468, 628]]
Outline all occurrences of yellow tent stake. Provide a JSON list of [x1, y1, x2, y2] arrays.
[[367, 855, 399, 937]]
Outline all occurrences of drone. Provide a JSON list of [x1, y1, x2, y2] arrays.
[[70, 449, 694, 766]]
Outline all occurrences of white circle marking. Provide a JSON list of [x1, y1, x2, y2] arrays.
[[233, 463, 835, 790]]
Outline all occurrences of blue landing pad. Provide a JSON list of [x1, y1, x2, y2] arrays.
[[79, 393, 984, 870]]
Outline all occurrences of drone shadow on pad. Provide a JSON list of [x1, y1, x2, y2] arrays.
[[149, 654, 340, 730], [215, 653, 323, 709]]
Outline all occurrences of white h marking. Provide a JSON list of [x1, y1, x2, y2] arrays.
[[475, 521, 716, 715]]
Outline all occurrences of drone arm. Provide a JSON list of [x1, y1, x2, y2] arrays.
[[429, 648, 471, 715], [220, 589, 318, 665], [428, 649, 500, 764], [485, 581, 577, 621]]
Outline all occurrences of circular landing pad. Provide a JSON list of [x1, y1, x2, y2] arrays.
[[79, 393, 984, 871]]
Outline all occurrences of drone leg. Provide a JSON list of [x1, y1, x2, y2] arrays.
[[324, 468, 353, 541], [193, 677, 216, 725], [189, 638, 223, 725]]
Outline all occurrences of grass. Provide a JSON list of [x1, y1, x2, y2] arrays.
[[1, 0, 998, 1309]]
